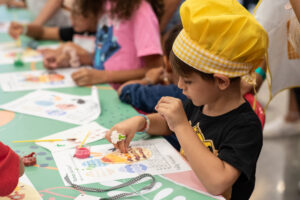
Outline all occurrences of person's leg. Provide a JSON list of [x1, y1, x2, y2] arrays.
[[264, 88, 300, 138]]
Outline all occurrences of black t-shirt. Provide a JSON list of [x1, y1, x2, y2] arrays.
[[183, 99, 262, 200], [58, 27, 96, 41]]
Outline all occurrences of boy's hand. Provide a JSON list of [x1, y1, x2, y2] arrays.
[[144, 67, 164, 84], [9, 22, 24, 39], [155, 96, 188, 132], [105, 116, 145, 153], [71, 68, 106, 86]]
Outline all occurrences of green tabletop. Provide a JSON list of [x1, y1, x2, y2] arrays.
[[0, 7, 220, 200]]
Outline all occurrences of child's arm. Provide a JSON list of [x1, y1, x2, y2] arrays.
[[31, 0, 63, 26], [19, 156, 24, 177], [155, 97, 241, 195], [105, 113, 171, 153], [9, 22, 60, 40], [72, 55, 162, 86]]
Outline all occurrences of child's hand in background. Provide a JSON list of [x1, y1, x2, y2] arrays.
[[9, 22, 24, 40], [144, 66, 164, 84]]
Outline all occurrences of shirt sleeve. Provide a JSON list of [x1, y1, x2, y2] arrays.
[[0, 142, 20, 196], [59, 27, 75, 41], [132, 1, 163, 57], [218, 120, 263, 180], [120, 84, 186, 113]]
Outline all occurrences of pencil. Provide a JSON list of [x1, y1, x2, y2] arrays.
[[79, 131, 90, 148]]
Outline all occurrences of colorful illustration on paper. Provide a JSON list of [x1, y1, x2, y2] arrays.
[[0, 89, 101, 125], [53, 138, 191, 186], [0, 69, 77, 92], [101, 147, 152, 164]]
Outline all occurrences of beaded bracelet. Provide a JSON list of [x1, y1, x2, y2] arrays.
[[138, 114, 150, 133], [255, 67, 266, 80]]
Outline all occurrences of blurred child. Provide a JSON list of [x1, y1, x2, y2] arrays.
[[42, 0, 163, 89], [0, 0, 26, 8], [105, 0, 267, 199], [117, 24, 186, 113], [9, 0, 98, 52], [0, 142, 24, 196]]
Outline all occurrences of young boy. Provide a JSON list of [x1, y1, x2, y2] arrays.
[[117, 24, 186, 113], [105, 0, 267, 199], [0, 142, 24, 196]]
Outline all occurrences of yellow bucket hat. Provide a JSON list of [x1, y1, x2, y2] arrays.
[[172, 0, 268, 78]]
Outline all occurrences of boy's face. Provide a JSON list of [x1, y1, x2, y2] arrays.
[[177, 72, 217, 106]]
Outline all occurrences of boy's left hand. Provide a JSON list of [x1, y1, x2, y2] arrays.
[[155, 96, 188, 132], [72, 68, 106, 86]]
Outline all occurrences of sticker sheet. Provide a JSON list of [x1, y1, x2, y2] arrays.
[[0, 88, 101, 125], [0, 68, 77, 91], [53, 138, 191, 186]]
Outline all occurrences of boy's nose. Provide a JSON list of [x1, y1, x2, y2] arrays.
[[177, 77, 184, 90]]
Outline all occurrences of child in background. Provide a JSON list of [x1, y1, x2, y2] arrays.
[[42, 0, 163, 89], [0, 0, 26, 8], [9, 1, 98, 52], [105, 0, 267, 199], [117, 24, 186, 113], [0, 142, 24, 196]]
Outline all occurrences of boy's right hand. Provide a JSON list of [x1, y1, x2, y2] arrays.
[[9, 22, 24, 40], [105, 116, 146, 153]]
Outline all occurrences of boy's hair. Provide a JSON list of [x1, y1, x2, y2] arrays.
[[163, 24, 183, 59], [74, 0, 164, 21], [170, 51, 240, 82]]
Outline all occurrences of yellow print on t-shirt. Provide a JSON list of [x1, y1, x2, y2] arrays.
[[180, 122, 218, 156]]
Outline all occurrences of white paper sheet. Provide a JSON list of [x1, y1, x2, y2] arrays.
[[0, 88, 101, 125], [53, 138, 191, 186], [0, 42, 59, 65], [0, 68, 78, 91], [36, 122, 107, 152], [0, 174, 43, 200], [74, 194, 99, 200]]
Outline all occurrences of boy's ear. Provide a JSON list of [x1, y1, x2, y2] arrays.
[[163, 56, 172, 73], [213, 74, 230, 90]]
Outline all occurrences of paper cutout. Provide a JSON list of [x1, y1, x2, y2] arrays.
[[37, 122, 107, 152], [0, 110, 15, 126], [0, 68, 78, 91], [0, 88, 101, 125], [53, 138, 191, 186]]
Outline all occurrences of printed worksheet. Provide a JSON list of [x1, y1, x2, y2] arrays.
[[0, 174, 42, 200], [0, 88, 101, 125], [0, 68, 77, 91], [0, 42, 59, 65], [37, 122, 107, 152], [53, 138, 191, 186]]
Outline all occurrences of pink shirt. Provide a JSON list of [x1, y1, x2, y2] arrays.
[[102, 1, 163, 71]]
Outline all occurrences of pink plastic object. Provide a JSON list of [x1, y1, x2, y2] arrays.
[[74, 146, 90, 159]]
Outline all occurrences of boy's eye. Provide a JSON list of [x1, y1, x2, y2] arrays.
[[184, 80, 192, 84]]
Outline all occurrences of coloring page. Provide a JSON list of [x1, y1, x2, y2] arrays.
[[0, 88, 101, 125], [53, 138, 191, 186], [0, 68, 77, 91]]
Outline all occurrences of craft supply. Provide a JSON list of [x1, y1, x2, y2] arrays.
[[74, 145, 90, 159], [79, 131, 90, 148], [65, 173, 156, 200], [13, 138, 77, 143], [110, 130, 126, 144], [22, 152, 37, 166]]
